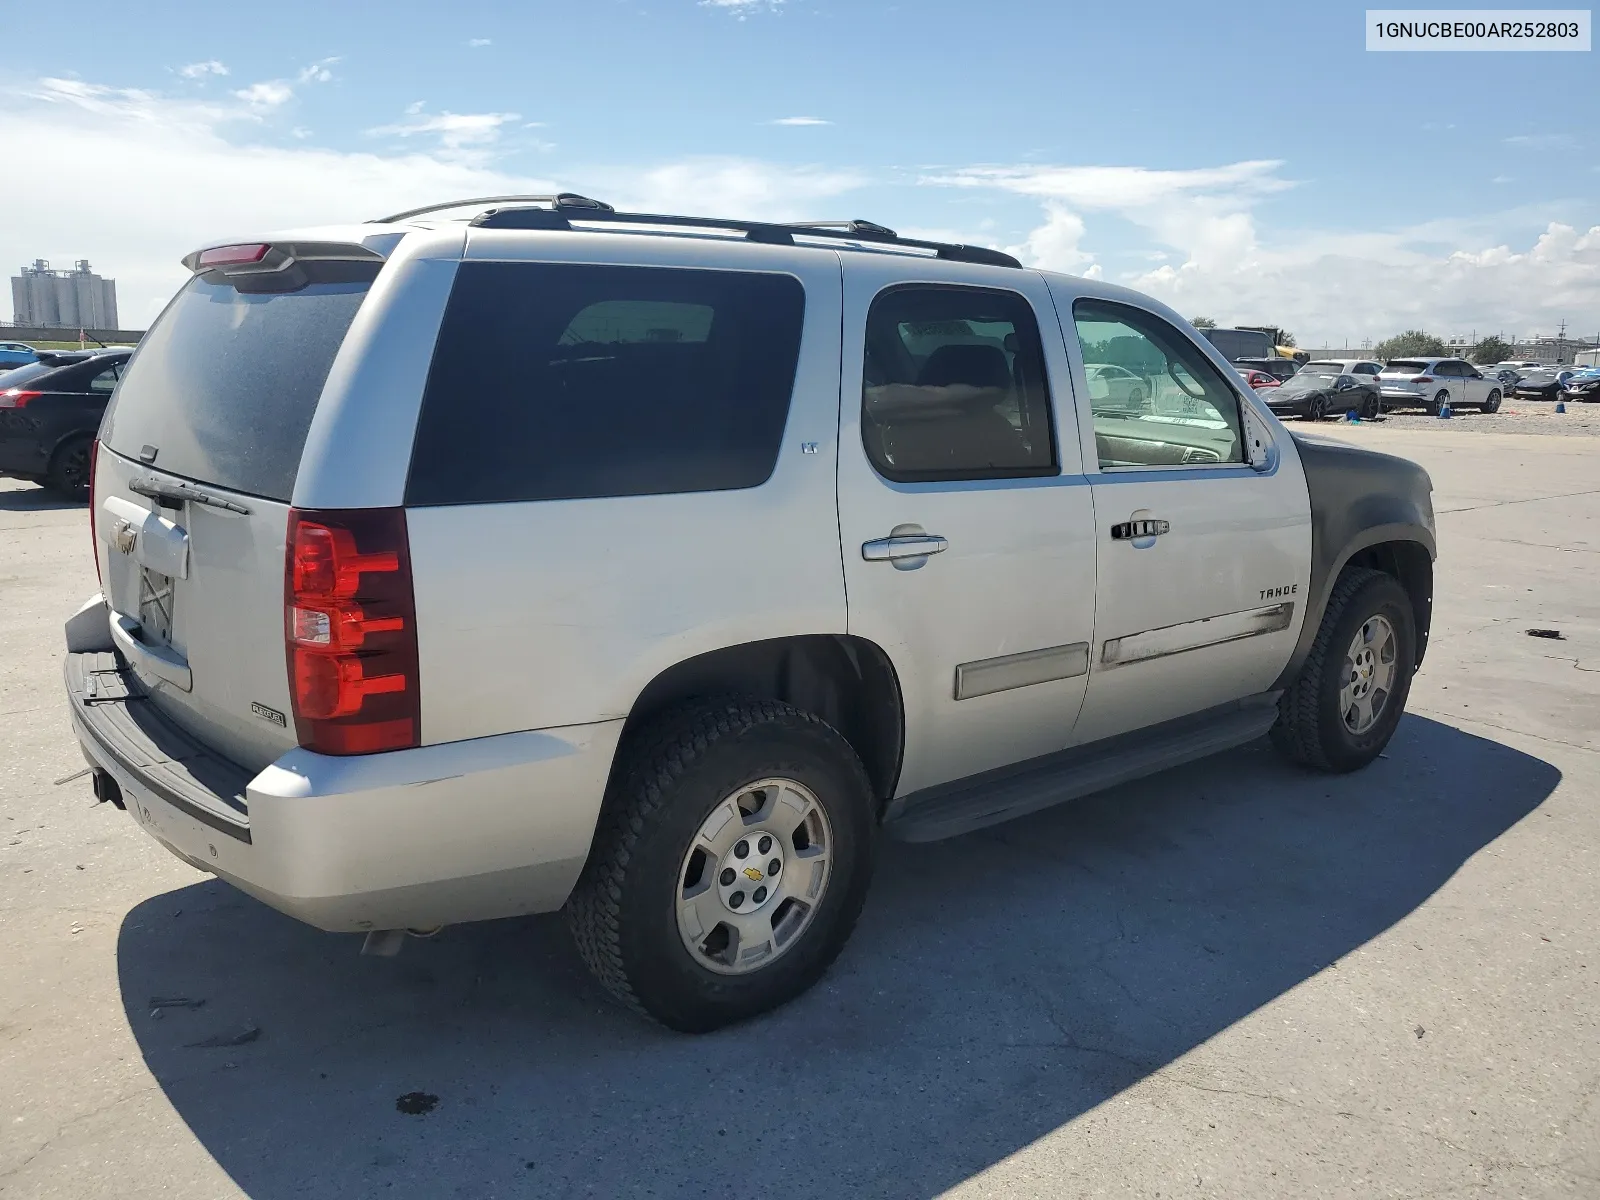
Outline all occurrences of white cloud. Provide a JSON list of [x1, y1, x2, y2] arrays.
[[367, 107, 523, 162], [770, 117, 831, 126], [466, 38, 492, 47], [297, 57, 341, 84], [1, 77, 558, 323], [926, 158, 1600, 344], [589, 157, 866, 221], [701, 0, 784, 17], [1504, 133, 1575, 150], [178, 60, 228, 79], [232, 80, 294, 109]]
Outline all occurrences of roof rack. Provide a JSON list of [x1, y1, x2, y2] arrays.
[[373, 194, 1020, 269], [370, 193, 614, 224]]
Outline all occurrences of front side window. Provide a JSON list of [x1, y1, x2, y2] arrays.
[[861, 285, 1056, 482], [1072, 300, 1245, 469], [407, 263, 806, 505]]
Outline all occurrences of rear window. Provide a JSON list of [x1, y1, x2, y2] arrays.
[[102, 261, 379, 501], [1384, 361, 1430, 374], [405, 262, 805, 506], [1302, 362, 1343, 375]]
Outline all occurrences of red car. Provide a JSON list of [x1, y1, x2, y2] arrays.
[[1240, 368, 1280, 390]]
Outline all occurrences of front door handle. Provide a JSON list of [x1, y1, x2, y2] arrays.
[[862, 534, 948, 562], [1110, 518, 1169, 541]]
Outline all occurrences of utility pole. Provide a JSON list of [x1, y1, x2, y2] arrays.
[[1557, 318, 1567, 364]]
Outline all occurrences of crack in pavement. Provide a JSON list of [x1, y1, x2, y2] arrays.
[[1408, 706, 1598, 756], [1437, 487, 1600, 515]]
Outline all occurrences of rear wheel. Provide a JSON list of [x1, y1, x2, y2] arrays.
[[1361, 392, 1381, 420], [1429, 389, 1450, 415], [1482, 389, 1501, 414], [46, 436, 93, 501], [1126, 387, 1146, 413], [1271, 568, 1416, 773], [565, 697, 876, 1032]]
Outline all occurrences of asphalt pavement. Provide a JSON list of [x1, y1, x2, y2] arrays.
[[1, 424, 1596, 1198]]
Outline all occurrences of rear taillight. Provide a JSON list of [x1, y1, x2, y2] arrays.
[[285, 507, 420, 755], [88, 439, 101, 588], [0, 389, 42, 408], [1410, 376, 1434, 384]]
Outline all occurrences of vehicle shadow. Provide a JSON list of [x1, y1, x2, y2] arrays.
[[0, 484, 81, 511], [115, 715, 1556, 1199]]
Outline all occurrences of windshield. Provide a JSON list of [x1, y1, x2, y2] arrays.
[[103, 261, 379, 501]]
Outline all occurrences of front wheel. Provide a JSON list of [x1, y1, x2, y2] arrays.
[[1126, 387, 1146, 413], [565, 698, 876, 1032], [1271, 568, 1416, 773], [1305, 395, 1327, 421], [1482, 390, 1501, 414]]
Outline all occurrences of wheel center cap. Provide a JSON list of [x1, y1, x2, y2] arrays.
[[715, 829, 784, 914]]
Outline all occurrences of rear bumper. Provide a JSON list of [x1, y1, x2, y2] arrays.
[[65, 647, 623, 932]]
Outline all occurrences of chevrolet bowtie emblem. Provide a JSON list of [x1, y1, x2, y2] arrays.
[[742, 867, 764, 882]]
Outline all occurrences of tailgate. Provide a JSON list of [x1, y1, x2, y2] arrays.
[[94, 248, 383, 772]]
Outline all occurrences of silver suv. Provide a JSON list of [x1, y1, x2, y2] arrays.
[[64, 196, 1437, 1031], [1377, 357, 1503, 413]]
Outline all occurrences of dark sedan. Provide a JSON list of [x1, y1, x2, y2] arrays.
[[1511, 369, 1576, 401], [0, 349, 130, 498], [1260, 365, 1380, 421]]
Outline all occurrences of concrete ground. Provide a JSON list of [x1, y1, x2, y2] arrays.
[[1, 425, 1596, 1199]]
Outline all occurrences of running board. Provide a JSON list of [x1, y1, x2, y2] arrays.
[[886, 693, 1281, 844]]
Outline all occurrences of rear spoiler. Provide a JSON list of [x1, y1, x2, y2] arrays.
[[180, 240, 388, 275]]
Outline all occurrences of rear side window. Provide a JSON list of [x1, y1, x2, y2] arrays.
[[406, 263, 805, 505], [861, 285, 1056, 482], [102, 261, 379, 501]]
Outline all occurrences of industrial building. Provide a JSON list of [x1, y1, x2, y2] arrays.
[[9, 260, 119, 330]]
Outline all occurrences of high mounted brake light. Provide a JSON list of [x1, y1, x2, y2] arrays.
[[285, 508, 420, 755], [196, 243, 271, 269]]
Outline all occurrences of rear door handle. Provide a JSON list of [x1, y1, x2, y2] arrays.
[[862, 534, 948, 562], [1110, 519, 1169, 541]]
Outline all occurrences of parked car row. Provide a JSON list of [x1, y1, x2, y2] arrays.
[[1236, 352, 1600, 420]]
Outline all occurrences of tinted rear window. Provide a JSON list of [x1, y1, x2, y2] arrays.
[[1384, 361, 1430, 374], [405, 262, 805, 506], [102, 262, 379, 501]]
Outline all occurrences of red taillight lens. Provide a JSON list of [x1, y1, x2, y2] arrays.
[[197, 243, 270, 269], [0, 389, 42, 408], [285, 507, 419, 755], [1410, 376, 1433, 384], [89, 438, 101, 588]]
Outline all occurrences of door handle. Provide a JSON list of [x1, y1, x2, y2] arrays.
[[862, 534, 948, 562], [1110, 519, 1169, 541]]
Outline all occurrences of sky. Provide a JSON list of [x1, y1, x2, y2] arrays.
[[2, 0, 1597, 349]]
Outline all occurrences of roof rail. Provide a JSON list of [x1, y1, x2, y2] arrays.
[[370, 193, 614, 224], [465, 202, 1021, 268]]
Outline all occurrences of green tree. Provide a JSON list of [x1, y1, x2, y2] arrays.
[[1278, 330, 1297, 348], [1373, 329, 1448, 360], [1469, 335, 1512, 364], [1190, 316, 1217, 329]]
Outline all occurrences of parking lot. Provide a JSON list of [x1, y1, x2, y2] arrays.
[[2, 422, 1597, 1198]]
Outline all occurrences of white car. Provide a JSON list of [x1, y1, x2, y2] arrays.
[[64, 196, 1437, 1031], [1083, 362, 1150, 412], [1378, 357, 1503, 413]]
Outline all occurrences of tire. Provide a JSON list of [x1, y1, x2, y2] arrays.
[[1270, 568, 1416, 773], [1361, 392, 1381, 420], [565, 697, 876, 1032], [1482, 390, 1501, 414], [1429, 389, 1450, 415], [1126, 387, 1146, 413], [1305, 396, 1327, 421], [46, 436, 94, 501]]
